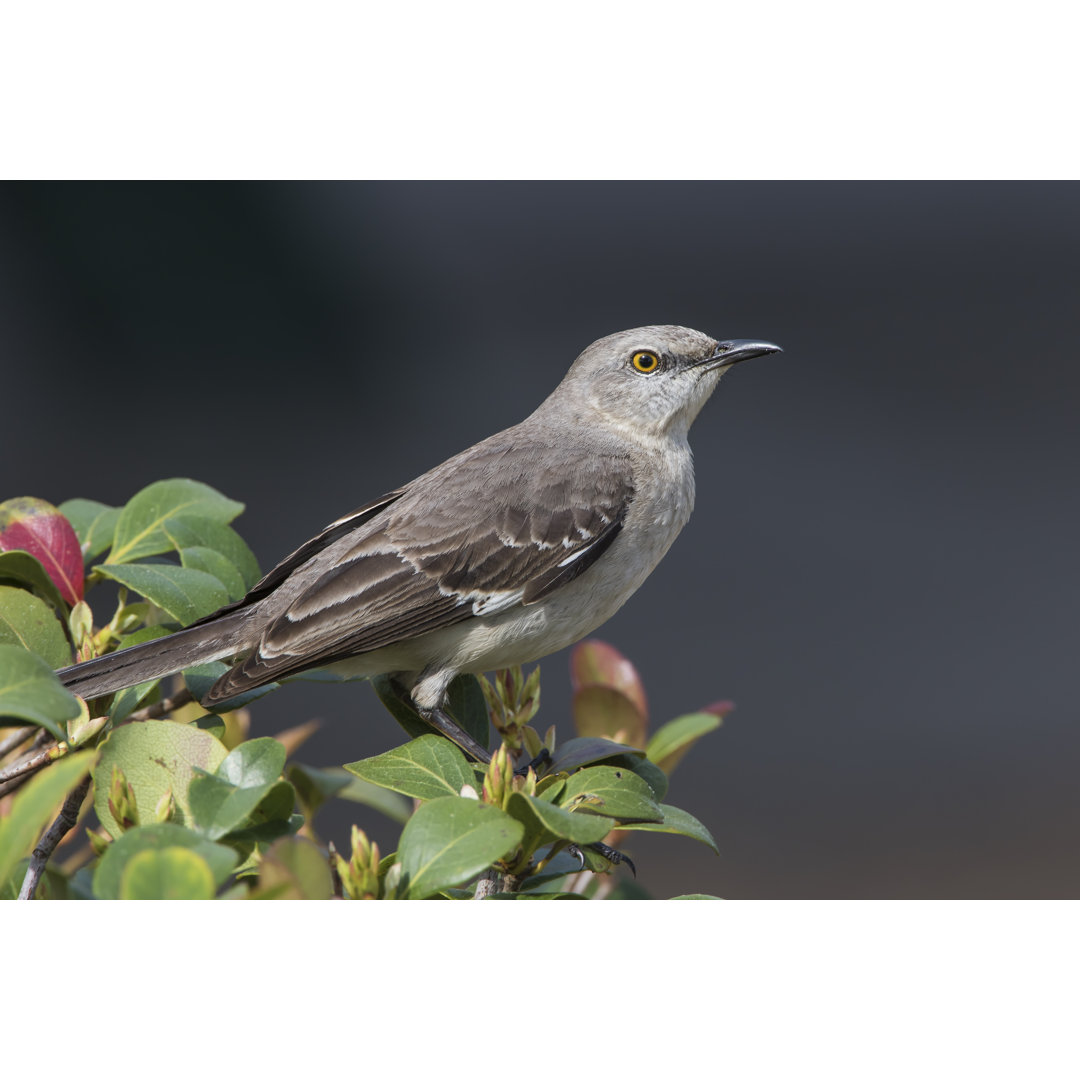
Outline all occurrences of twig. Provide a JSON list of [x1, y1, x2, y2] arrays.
[[126, 687, 193, 722], [0, 733, 61, 796], [0, 726, 37, 759], [18, 774, 92, 900]]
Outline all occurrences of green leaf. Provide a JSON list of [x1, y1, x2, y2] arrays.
[[0, 750, 92, 886], [371, 674, 429, 740], [95, 563, 229, 626], [108, 479, 244, 565], [483, 891, 588, 900], [113, 625, 173, 651], [333, 774, 413, 824], [646, 711, 723, 775], [616, 803, 720, 853], [92, 822, 238, 899], [287, 762, 352, 811], [236, 779, 296, 829], [343, 734, 477, 801], [162, 516, 260, 589], [0, 585, 72, 668], [446, 675, 490, 754], [217, 737, 286, 788], [606, 753, 669, 801], [100, 626, 171, 722], [548, 736, 645, 774], [119, 845, 216, 899], [223, 804, 302, 859], [194, 714, 227, 741], [0, 549, 69, 612], [253, 836, 333, 899], [0, 646, 82, 738], [370, 673, 487, 750], [183, 661, 279, 710], [94, 720, 228, 838], [505, 791, 615, 848], [289, 762, 410, 825], [178, 546, 247, 601], [58, 498, 121, 564], [398, 797, 524, 899], [188, 742, 293, 842], [188, 774, 290, 841], [559, 765, 663, 823]]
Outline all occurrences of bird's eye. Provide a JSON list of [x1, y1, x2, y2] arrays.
[[631, 351, 660, 374]]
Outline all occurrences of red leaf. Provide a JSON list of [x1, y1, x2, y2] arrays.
[[0, 496, 84, 605], [569, 639, 648, 721]]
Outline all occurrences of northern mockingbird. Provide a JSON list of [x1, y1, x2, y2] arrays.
[[59, 326, 780, 761]]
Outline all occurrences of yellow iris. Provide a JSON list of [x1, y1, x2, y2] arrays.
[[631, 351, 659, 374]]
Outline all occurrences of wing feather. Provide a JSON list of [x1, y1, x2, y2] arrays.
[[207, 435, 633, 698]]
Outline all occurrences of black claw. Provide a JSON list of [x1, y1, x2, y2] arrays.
[[587, 841, 636, 877], [567, 844, 586, 870]]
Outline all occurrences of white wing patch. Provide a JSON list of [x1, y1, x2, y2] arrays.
[[471, 589, 526, 617], [557, 538, 602, 568]]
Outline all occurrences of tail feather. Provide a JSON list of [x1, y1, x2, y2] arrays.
[[57, 611, 251, 702]]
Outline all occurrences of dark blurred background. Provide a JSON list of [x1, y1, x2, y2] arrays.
[[1, 182, 1076, 898]]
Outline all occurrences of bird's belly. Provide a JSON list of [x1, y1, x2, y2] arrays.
[[423, 502, 689, 673]]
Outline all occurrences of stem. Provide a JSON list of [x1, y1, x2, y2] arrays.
[[126, 688, 193, 722], [0, 726, 36, 760], [0, 734, 63, 796], [18, 774, 92, 900]]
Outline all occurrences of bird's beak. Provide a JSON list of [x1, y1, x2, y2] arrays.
[[700, 339, 783, 369]]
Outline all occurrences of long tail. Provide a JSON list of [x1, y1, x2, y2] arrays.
[[57, 610, 251, 701]]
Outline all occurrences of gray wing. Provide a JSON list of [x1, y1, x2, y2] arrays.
[[211, 437, 633, 697], [190, 489, 406, 625]]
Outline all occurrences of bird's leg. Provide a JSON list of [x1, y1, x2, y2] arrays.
[[515, 746, 551, 776], [567, 841, 637, 877], [419, 705, 492, 764], [588, 841, 636, 877]]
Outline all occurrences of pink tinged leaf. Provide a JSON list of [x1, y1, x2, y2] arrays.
[[701, 700, 736, 719], [569, 639, 648, 720], [571, 685, 648, 748], [0, 497, 84, 605]]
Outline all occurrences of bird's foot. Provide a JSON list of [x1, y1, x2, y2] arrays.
[[567, 841, 637, 877], [417, 703, 492, 764], [515, 747, 551, 776]]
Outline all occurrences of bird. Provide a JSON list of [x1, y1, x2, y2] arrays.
[[58, 325, 781, 762]]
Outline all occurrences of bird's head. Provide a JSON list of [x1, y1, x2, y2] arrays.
[[557, 325, 781, 439]]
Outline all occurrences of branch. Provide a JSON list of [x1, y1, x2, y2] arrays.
[[0, 735, 63, 797], [18, 773, 92, 900], [126, 688, 193, 722], [0, 686, 195, 798], [0, 726, 37, 760]]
